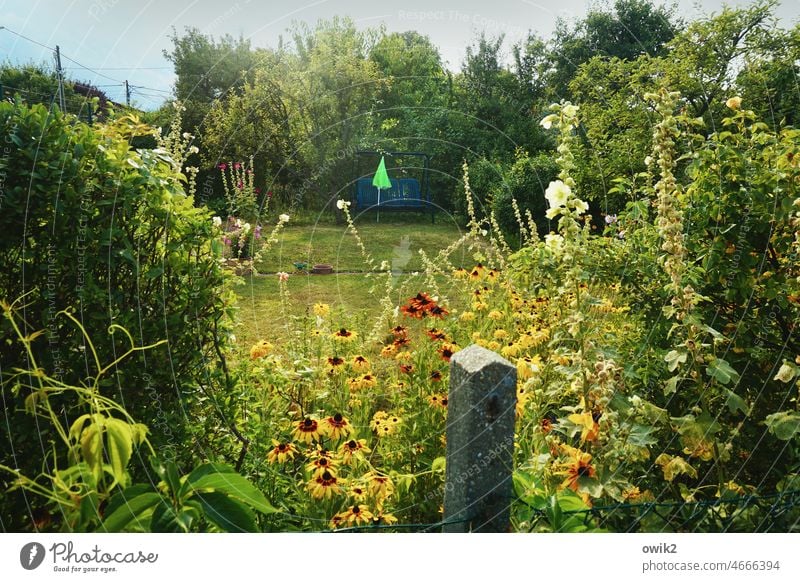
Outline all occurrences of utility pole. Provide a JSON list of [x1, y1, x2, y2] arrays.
[[125, 80, 130, 107], [54, 45, 66, 111]]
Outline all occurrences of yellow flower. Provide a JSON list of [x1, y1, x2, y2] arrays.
[[459, 311, 475, 322], [339, 438, 371, 464], [332, 328, 357, 342], [351, 355, 370, 371], [365, 471, 395, 505], [307, 470, 343, 500], [348, 485, 369, 502], [493, 329, 508, 340], [554, 446, 596, 493], [291, 417, 322, 444], [568, 411, 600, 443], [267, 440, 297, 464], [487, 340, 501, 351], [349, 373, 378, 392], [371, 411, 401, 436], [249, 340, 273, 359], [313, 303, 331, 317], [306, 451, 339, 478], [320, 413, 353, 440], [380, 344, 397, 358], [427, 393, 448, 409], [335, 504, 374, 526], [725, 96, 742, 110], [326, 356, 346, 374], [395, 350, 413, 362], [453, 267, 469, 279], [488, 310, 503, 321]]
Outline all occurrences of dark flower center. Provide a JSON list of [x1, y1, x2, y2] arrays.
[[278, 444, 287, 451], [322, 471, 333, 481], [303, 418, 313, 428], [347, 440, 357, 449], [577, 465, 592, 477], [334, 413, 343, 422]]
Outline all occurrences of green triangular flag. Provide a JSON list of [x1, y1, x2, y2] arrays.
[[372, 156, 392, 190]]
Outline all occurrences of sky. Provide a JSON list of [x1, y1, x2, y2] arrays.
[[1, 0, 798, 109]]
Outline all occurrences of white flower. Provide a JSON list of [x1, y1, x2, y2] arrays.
[[562, 103, 579, 118], [545, 206, 561, 220], [279, 213, 290, 223], [481, 229, 488, 236], [544, 233, 563, 249], [189, 146, 199, 155], [573, 198, 589, 216], [726, 96, 742, 110], [393, 306, 400, 318], [540, 114, 558, 129], [774, 362, 796, 383], [277, 271, 289, 282], [545, 180, 571, 209], [241, 222, 251, 234], [212, 216, 222, 227], [182, 132, 192, 139], [644, 156, 653, 166], [336, 199, 350, 210]]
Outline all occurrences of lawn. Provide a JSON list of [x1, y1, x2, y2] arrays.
[[236, 217, 478, 345], [256, 214, 475, 274]]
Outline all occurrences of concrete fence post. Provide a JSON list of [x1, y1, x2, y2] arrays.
[[443, 344, 517, 532]]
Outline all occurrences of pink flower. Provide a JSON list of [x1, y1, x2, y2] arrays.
[[277, 272, 289, 282], [237, 181, 243, 189], [218, 163, 227, 171], [233, 162, 241, 170], [267, 191, 273, 198], [255, 187, 261, 194], [254, 226, 262, 240], [223, 237, 231, 246]]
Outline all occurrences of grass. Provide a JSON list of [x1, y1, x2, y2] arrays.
[[256, 215, 474, 274], [234, 216, 483, 346]]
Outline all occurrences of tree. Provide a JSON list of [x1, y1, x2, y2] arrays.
[[546, 0, 680, 99]]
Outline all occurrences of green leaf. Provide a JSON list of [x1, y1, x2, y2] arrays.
[[431, 457, 446, 473], [765, 412, 800, 441], [105, 418, 133, 484], [193, 491, 258, 532], [185, 472, 276, 515], [706, 358, 739, 385], [664, 376, 680, 395], [724, 388, 749, 415], [151, 501, 187, 533], [628, 424, 659, 447], [102, 491, 162, 532], [81, 424, 103, 471]]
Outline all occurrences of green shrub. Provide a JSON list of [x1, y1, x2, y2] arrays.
[[0, 101, 235, 527], [491, 151, 559, 242]]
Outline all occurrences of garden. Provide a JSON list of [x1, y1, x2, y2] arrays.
[[1, 0, 800, 533]]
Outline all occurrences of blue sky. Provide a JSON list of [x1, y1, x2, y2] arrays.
[[1, 0, 797, 109]]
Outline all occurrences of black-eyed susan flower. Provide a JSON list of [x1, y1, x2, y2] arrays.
[[438, 343, 458, 362], [339, 438, 370, 464], [392, 336, 411, 349], [409, 292, 435, 311], [488, 310, 503, 321], [313, 303, 331, 317], [336, 504, 374, 526], [427, 393, 447, 409], [555, 446, 596, 493], [390, 325, 408, 337], [306, 451, 339, 477], [380, 343, 397, 358], [365, 471, 395, 505], [369, 411, 388, 431], [292, 417, 322, 444], [326, 356, 346, 374], [332, 328, 357, 342], [400, 303, 424, 318], [348, 485, 368, 502], [399, 363, 414, 374], [250, 340, 273, 359], [373, 512, 398, 526], [351, 354, 370, 371], [320, 413, 352, 440], [426, 328, 448, 342], [307, 470, 343, 500], [429, 370, 443, 382], [453, 267, 468, 279], [267, 440, 297, 464], [428, 304, 449, 319], [348, 373, 377, 392]]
